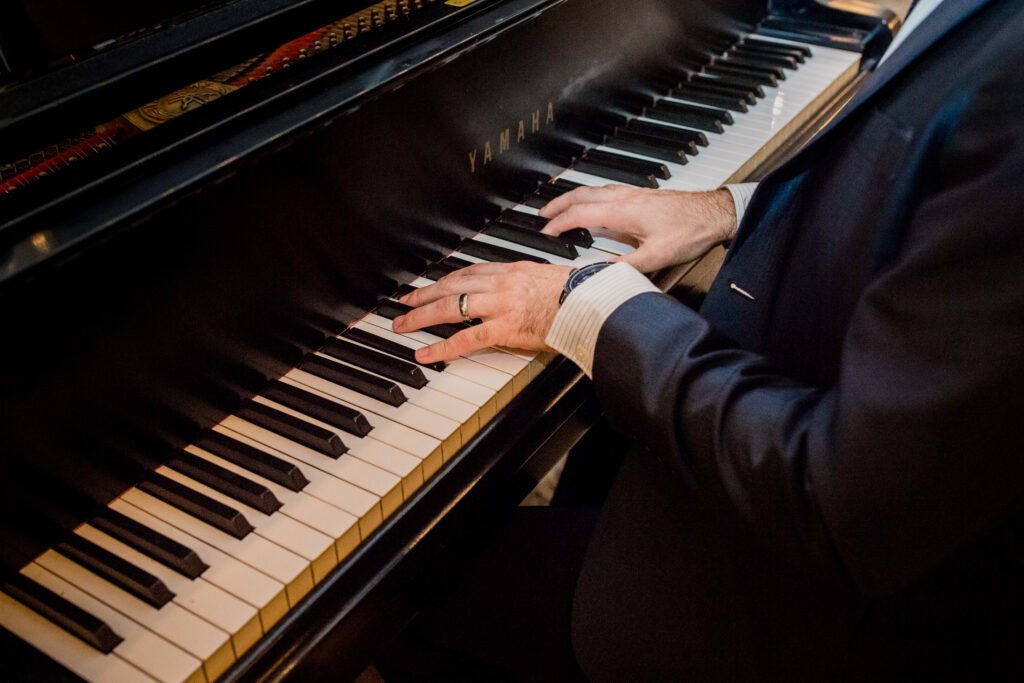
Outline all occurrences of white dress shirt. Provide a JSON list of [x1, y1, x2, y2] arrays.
[[546, 1, 944, 376]]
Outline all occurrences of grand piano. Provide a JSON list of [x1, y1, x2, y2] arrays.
[[0, 1, 895, 680]]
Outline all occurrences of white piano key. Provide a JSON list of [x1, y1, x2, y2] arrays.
[[285, 364, 462, 443], [34, 550, 234, 681], [184, 444, 362, 559], [274, 378, 448, 466], [363, 313, 534, 394], [0, 589, 156, 683], [343, 325, 497, 408], [219, 414, 401, 504], [252, 395, 426, 496], [21, 563, 204, 683], [107, 499, 289, 632], [290, 352, 477, 425], [155, 466, 338, 584], [118, 488, 313, 606], [75, 523, 263, 658], [212, 424, 385, 537]]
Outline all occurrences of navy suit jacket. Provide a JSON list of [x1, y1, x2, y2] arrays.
[[573, 1, 1024, 680]]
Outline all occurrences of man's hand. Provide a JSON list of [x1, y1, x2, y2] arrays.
[[539, 185, 737, 272], [392, 262, 574, 364]]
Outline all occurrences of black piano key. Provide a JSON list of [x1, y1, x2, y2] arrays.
[[607, 88, 657, 114], [561, 227, 595, 248], [139, 472, 255, 540], [682, 77, 758, 103], [607, 130, 690, 164], [623, 119, 706, 149], [583, 149, 671, 180], [299, 354, 407, 407], [727, 48, 798, 70], [168, 450, 281, 515], [394, 283, 418, 299], [483, 222, 579, 259], [732, 44, 804, 65], [714, 55, 787, 80], [374, 299, 471, 339], [92, 509, 208, 579], [526, 179, 583, 208], [577, 107, 630, 137], [689, 73, 764, 98], [669, 85, 748, 112], [573, 157, 659, 188], [743, 36, 811, 58], [643, 66, 687, 93], [644, 101, 732, 133], [237, 399, 350, 455], [703, 64, 778, 87], [342, 327, 447, 372], [319, 339, 427, 390], [495, 210, 549, 231], [374, 298, 414, 319], [195, 431, 309, 492], [54, 534, 174, 609], [422, 256, 474, 281], [2, 574, 123, 653], [423, 263, 452, 281], [440, 255, 475, 271], [264, 378, 375, 435], [459, 238, 550, 264]]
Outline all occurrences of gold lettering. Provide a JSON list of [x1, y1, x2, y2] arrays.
[[546, 102, 554, 125], [499, 128, 510, 153], [484, 141, 493, 165], [517, 120, 526, 143], [532, 110, 540, 133], [468, 149, 477, 173]]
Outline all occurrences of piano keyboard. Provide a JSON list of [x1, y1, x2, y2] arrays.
[[0, 32, 862, 683]]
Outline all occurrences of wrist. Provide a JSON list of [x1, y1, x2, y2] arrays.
[[559, 261, 614, 305], [710, 188, 740, 243]]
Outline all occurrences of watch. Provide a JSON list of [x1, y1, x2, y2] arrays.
[[559, 261, 613, 305]]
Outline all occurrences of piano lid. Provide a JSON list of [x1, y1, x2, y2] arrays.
[[0, 1, 376, 162]]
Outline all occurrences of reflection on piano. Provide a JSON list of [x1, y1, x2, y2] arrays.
[[0, 0, 892, 680]]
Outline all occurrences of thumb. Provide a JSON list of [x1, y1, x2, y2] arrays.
[[613, 249, 651, 273]]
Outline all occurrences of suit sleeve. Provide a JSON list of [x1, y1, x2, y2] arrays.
[[591, 62, 1024, 597]]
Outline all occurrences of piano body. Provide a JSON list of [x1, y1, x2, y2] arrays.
[[0, 1, 893, 680]]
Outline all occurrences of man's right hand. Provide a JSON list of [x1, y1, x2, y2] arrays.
[[538, 185, 738, 273]]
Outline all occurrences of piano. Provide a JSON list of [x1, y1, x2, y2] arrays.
[[0, 0, 895, 680]]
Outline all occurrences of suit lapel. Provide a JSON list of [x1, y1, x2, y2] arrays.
[[779, 0, 991, 169]]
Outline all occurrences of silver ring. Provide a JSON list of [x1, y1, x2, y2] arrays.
[[458, 292, 472, 323]]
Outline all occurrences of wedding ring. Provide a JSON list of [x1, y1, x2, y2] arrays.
[[458, 292, 472, 323]]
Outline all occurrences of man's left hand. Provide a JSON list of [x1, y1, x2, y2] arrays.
[[392, 262, 574, 364]]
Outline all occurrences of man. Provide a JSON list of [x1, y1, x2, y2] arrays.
[[388, 0, 1024, 679]]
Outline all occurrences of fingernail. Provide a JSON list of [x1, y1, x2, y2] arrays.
[[392, 315, 405, 332], [397, 294, 410, 304], [415, 347, 431, 363]]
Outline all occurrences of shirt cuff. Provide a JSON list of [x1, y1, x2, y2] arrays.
[[723, 182, 759, 225], [545, 262, 659, 377]]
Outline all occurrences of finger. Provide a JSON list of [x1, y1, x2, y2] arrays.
[[613, 246, 665, 273], [400, 272, 508, 307], [392, 294, 463, 333], [541, 201, 633, 238], [398, 262, 512, 306], [537, 184, 632, 220], [415, 323, 496, 364]]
